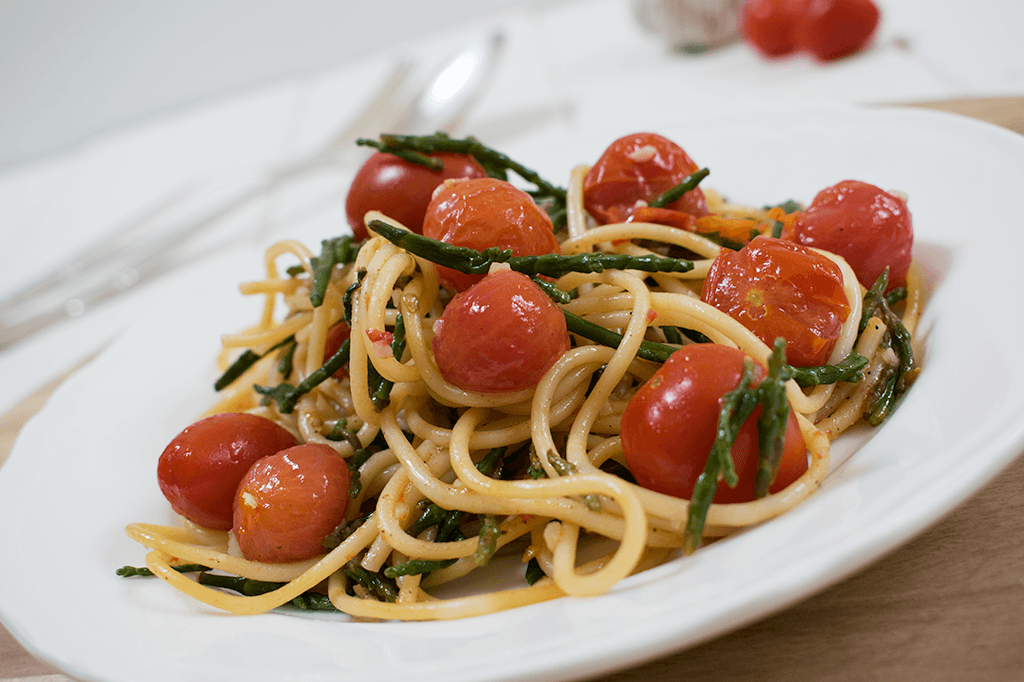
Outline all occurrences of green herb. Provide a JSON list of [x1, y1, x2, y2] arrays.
[[547, 450, 601, 512], [343, 560, 398, 602], [367, 219, 693, 278], [116, 563, 209, 578], [472, 515, 502, 566], [366, 313, 407, 412], [383, 558, 457, 578], [648, 168, 710, 208], [254, 337, 350, 413], [789, 352, 868, 387], [858, 269, 918, 424], [214, 335, 295, 391], [525, 558, 545, 585]]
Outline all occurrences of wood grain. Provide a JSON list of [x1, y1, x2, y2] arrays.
[[1, 97, 1022, 682]]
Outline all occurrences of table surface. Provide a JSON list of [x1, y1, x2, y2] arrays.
[[2, 96, 1023, 682]]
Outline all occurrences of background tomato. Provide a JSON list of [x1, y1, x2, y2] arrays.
[[157, 412, 298, 530], [701, 236, 850, 367], [345, 151, 487, 240], [793, 0, 880, 61], [793, 179, 912, 291], [582, 132, 709, 226], [233, 443, 350, 563], [740, 0, 806, 57], [423, 177, 560, 292], [621, 344, 806, 504], [431, 270, 570, 393]]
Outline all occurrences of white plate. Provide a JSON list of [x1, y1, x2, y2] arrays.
[[3, 105, 1024, 682]]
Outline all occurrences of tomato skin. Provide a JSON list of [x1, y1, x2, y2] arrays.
[[431, 270, 570, 393], [621, 344, 806, 504], [233, 443, 350, 563], [701, 236, 850, 367], [157, 413, 299, 530], [582, 132, 709, 226], [423, 178, 560, 292], [793, 0, 880, 62], [740, 0, 806, 58], [323, 320, 351, 380], [345, 152, 487, 240], [793, 179, 912, 291]]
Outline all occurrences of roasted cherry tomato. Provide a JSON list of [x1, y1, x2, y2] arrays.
[[740, 0, 805, 58], [323, 320, 351, 380], [423, 177, 560, 292], [582, 132, 709, 226], [431, 270, 570, 393], [233, 443, 350, 563], [345, 152, 487, 240], [157, 413, 299, 530], [792, 179, 912, 291], [701, 236, 850, 367], [621, 344, 806, 503], [793, 0, 880, 62]]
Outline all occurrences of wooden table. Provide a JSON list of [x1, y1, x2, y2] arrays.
[[2, 97, 1023, 682]]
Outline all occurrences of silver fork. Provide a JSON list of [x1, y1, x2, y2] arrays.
[[0, 32, 504, 351]]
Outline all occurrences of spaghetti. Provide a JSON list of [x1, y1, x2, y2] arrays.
[[124, 134, 923, 621]]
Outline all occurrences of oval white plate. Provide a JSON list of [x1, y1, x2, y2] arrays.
[[3, 105, 1024, 682]]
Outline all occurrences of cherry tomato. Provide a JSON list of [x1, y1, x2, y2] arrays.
[[792, 179, 912, 291], [431, 270, 570, 393], [157, 413, 299, 530], [345, 152, 487, 240], [233, 443, 350, 563], [621, 344, 806, 503], [701, 236, 850, 367], [793, 0, 880, 62], [582, 132, 709, 226], [323, 320, 351, 380], [740, 0, 806, 58], [423, 177, 560, 292]]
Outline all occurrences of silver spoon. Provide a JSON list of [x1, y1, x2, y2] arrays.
[[0, 32, 505, 351]]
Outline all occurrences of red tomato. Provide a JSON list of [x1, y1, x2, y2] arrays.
[[233, 443, 350, 563], [740, 0, 806, 58], [345, 152, 487, 240], [621, 344, 807, 503], [431, 270, 570, 393], [701, 236, 850, 367], [323, 320, 351, 380], [422, 177, 560, 292], [582, 132, 710, 226], [792, 179, 912, 291], [793, 0, 880, 62], [157, 413, 298, 530]]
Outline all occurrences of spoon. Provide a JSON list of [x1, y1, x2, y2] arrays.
[[0, 32, 506, 351]]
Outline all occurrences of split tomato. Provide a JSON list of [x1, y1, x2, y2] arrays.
[[701, 236, 851, 367], [423, 177, 560, 292], [582, 132, 709, 226]]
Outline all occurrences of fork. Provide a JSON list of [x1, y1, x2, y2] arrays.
[[0, 33, 504, 351]]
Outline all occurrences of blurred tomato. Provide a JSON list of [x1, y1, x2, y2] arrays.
[[793, 0, 880, 61]]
